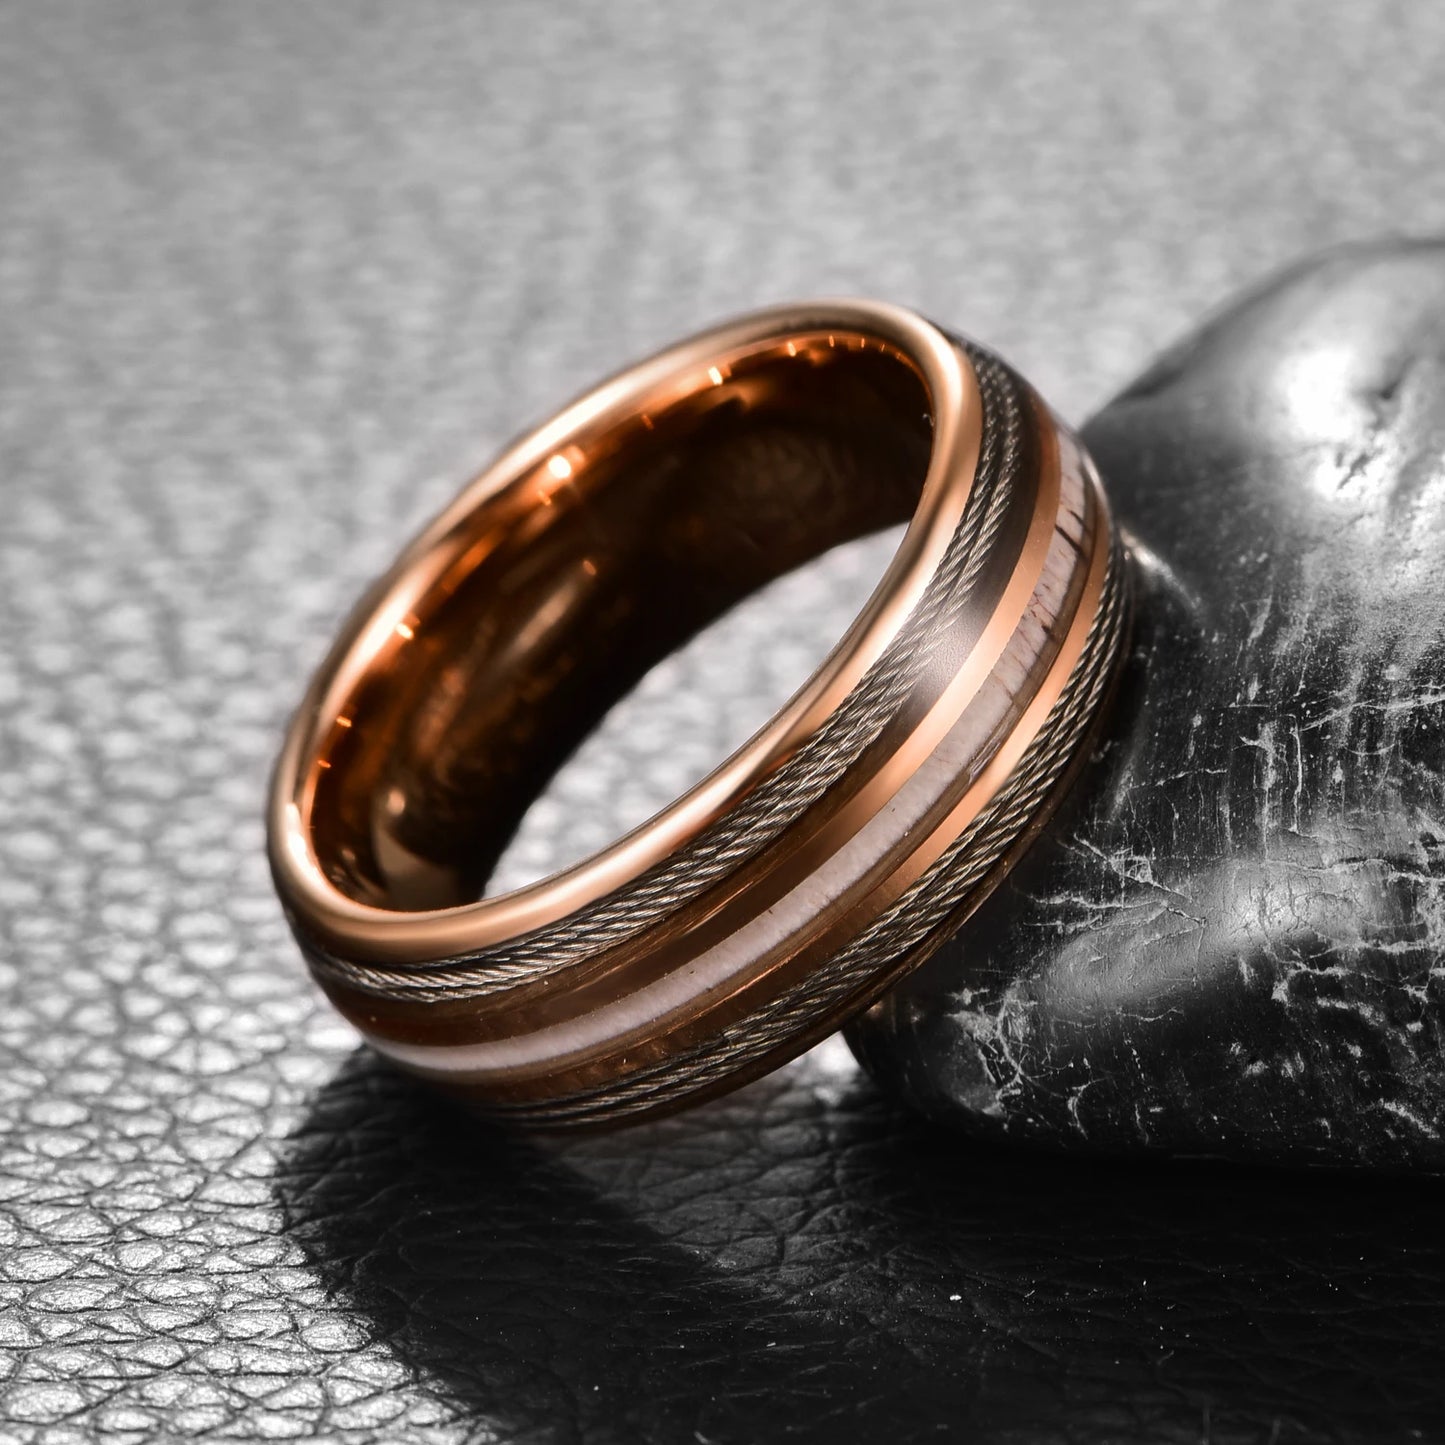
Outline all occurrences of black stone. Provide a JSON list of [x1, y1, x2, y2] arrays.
[[849, 240, 1445, 1170]]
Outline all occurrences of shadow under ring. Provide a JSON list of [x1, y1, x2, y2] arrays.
[[267, 300, 1130, 1127]]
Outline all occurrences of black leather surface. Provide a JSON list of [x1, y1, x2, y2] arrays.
[[279, 1058, 1445, 1445], [7, 2, 1445, 1440]]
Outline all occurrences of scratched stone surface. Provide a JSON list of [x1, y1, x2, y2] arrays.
[[853, 242, 1445, 1170]]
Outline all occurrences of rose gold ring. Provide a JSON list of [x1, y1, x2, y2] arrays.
[[268, 300, 1128, 1128]]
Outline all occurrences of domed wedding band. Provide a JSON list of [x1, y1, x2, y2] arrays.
[[268, 300, 1129, 1127]]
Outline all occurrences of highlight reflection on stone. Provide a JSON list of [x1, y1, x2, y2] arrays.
[[850, 241, 1445, 1170]]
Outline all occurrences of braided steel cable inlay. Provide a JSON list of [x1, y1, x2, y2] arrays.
[[301, 343, 1033, 1004]]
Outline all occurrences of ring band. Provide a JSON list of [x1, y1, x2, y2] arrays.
[[268, 300, 1128, 1128]]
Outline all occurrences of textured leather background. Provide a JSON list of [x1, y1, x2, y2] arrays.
[[5, 3, 1445, 1440]]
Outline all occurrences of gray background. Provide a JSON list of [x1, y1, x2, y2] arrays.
[[3, 1, 1445, 1439]]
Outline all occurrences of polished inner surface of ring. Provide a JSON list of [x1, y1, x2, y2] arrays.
[[310, 336, 932, 913]]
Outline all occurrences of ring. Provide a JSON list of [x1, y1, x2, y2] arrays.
[[268, 300, 1128, 1128]]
